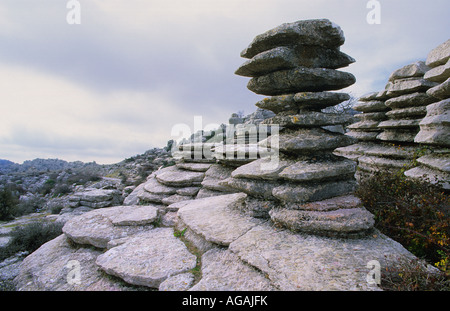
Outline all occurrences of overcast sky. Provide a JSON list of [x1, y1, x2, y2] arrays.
[[0, 0, 449, 164]]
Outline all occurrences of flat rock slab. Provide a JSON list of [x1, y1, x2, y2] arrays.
[[190, 248, 276, 291], [240, 19, 345, 59], [236, 45, 354, 77], [143, 177, 178, 195], [229, 223, 415, 291], [269, 207, 375, 238], [259, 128, 356, 153], [263, 112, 353, 127], [385, 92, 436, 109], [426, 39, 450, 68], [177, 193, 264, 246], [62, 206, 156, 248], [247, 67, 356, 96], [279, 159, 356, 182], [427, 77, 450, 100], [386, 78, 437, 97], [272, 180, 356, 204], [353, 101, 389, 113], [404, 166, 450, 190], [14, 235, 134, 291], [155, 165, 205, 187], [256, 92, 350, 113], [96, 228, 197, 288], [388, 61, 430, 82], [176, 162, 212, 172], [231, 157, 294, 181]]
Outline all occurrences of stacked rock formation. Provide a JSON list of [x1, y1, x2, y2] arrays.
[[230, 19, 375, 237], [337, 39, 449, 188], [378, 61, 437, 143], [405, 39, 450, 189]]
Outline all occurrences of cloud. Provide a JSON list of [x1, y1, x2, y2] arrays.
[[0, 0, 449, 164]]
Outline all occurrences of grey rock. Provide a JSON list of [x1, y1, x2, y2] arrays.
[[279, 158, 356, 182], [377, 129, 419, 143], [162, 194, 194, 206], [221, 177, 278, 200], [272, 180, 356, 203], [109, 205, 158, 226], [378, 119, 422, 129], [143, 177, 177, 195], [345, 131, 380, 141], [159, 273, 195, 291], [269, 207, 375, 238], [95, 228, 197, 288], [247, 67, 356, 96], [263, 112, 353, 127], [386, 78, 438, 97], [231, 157, 294, 180], [424, 58, 450, 83], [283, 195, 363, 211], [229, 223, 415, 291], [355, 112, 387, 121], [404, 166, 450, 190], [385, 106, 427, 119], [415, 99, 450, 146], [426, 39, 450, 68], [190, 249, 276, 291], [427, 77, 450, 99], [358, 156, 410, 172], [236, 46, 354, 77], [256, 92, 350, 113], [385, 92, 436, 109], [347, 120, 382, 130], [259, 128, 356, 154], [176, 186, 201, 196], [388, 61, 430, 81], [416, 153, 450, 173], [201, 164, 236, 192], [353, 101, 389, 113], [155, 165, 204, 187], [14, 235, 132, 291], [241, 19, 345, 59], [177, 193, 264, 246], [175, 162, 212, 172], [62, 206, 154, 248]]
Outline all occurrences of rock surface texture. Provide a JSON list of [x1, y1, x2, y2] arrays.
[[338, 39, 449, 189], [234, 18, 375, 238], [14, 19, 424, 292]]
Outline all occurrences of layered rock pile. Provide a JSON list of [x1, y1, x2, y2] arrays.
[[405, 39, 450, 189], [337, 39, 449, 188], [231, 19, 374, 237], [14, 19, 422, 292]]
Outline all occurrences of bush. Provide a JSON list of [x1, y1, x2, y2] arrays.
[[0, 188, 16, 221], [0, 221, 63, 261], [356, 170, 450, 276]]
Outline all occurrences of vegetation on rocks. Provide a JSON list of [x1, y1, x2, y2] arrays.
[[356, 166, 449, 290]]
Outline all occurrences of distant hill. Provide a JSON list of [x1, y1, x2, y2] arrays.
[[0, 159, 15, 167]]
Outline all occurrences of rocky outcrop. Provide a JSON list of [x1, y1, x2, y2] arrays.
[[338, 39, 449, 189], [233, 18, 373, 238], [13, 19, 427, 293]]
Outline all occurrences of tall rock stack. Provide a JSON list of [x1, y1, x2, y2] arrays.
[[334, 91, 389, 163], [230, 19, 375, 237], [378, 61, 437, 143], [405, 39, 450, 189]]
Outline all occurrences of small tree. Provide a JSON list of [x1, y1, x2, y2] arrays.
[[0, 188, 16, 221]]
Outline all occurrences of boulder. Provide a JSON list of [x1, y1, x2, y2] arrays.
[[95, 228, 197, 288], [190, 248, 276, 291], [247, 67, 356, 96], [241, 19, 345, 59], [177, 193, 264, 246], [427, 77, 450, 99], [229, 223, 415, 291], [388, 61, 430, 81], [14, 235, 133, 291], [426, 39, 450, 68], [62, 206, 156, 248]]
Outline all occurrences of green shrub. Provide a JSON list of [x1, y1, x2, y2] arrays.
[[0, 188, 16, 221], [356, 170, 449, 276], [0, 221, 63, 261]]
